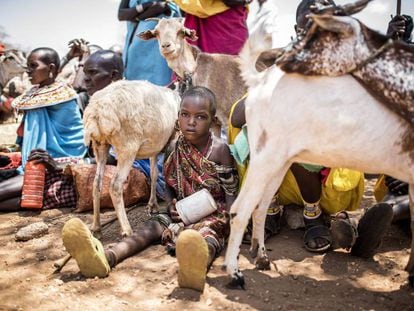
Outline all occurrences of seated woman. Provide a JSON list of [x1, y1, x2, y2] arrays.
[[61, 86, 239, 292], [229, 96, 368, 253], [0, 47, 86, 212]]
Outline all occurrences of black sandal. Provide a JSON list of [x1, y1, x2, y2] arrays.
[[351, 203, 393, 258], [330, 211, 358, 250], [303, 215, 332, 253]]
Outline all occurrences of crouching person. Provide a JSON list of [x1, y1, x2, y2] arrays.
[[61, 86, 239, 292]]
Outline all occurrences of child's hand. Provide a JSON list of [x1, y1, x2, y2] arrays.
[[168, 199, 182, 222]]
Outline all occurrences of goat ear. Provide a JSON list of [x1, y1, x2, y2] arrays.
[[184, 29, 198, 41], [138, 30, 157, 41], [311, 15, 356, 37], [341, 0, 371, 16]]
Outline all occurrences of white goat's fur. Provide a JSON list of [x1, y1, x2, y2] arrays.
[[224, 11, 414, 286], [84, 80, 180, 237]]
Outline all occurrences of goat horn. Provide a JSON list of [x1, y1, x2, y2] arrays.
[[145, 18, 161, 23], [341, 0, 372, 16]]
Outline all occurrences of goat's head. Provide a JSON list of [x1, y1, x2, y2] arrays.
[[0, 49, 27, 79], [277, 0, 385, 76], [138, 18, 198, 60]]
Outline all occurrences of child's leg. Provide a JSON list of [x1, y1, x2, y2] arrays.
[[290, 164, 331, 252], [176, 218, 227, 292], [290, 163, 321, 203], [106, 216, 167, 267], [62, 214, 169, 278]]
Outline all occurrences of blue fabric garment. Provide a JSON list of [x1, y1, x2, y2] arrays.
[[20, 99, 87, 170], [132, 154, 166, 200], [109, 147, 167, 200], [123, 0, 181, 85]]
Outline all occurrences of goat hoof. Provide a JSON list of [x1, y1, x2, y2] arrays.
[[255, 256, 271, 271], [409, 275, 414, 287], [226, 274, 246, 290], [121, 229, 133, 238], [92, 229, 102, 240], [249, 245, 259, 259]]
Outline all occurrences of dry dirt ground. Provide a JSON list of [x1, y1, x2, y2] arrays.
[[1, 123, 414, 311]]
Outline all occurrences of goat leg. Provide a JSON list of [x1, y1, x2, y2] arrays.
[[147, 155, 159, 214], [91, 143, 109, 239], [224, 157, 290, 288], [109, 152, 135, 237], [405, 183, 414, 287], [251, 199, 272, 271]]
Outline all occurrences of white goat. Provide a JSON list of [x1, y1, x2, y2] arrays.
[[83, 80, 180, 237], [138, 18, 247, 134], [223, 4, 414, 288]]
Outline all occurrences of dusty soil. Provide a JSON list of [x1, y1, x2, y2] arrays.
[[1, 123, 413, 311]]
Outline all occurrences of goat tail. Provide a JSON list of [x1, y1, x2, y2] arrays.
[[83, 112, 102, 148], [238, 4, 276, 88]]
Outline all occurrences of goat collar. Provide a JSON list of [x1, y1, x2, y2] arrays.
[[349, 39, 394, 73]]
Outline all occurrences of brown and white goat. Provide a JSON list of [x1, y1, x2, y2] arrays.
[[0, 50, 29, 123], [84, 80, 180, 237], [276, 0, 414, 125], [0, 49, 27, 90], [223, 3, 414, 288], [138, 18, 247, 134]]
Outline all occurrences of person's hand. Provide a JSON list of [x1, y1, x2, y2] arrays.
[[28, 149, 62, 172], [66, 39, 90, 60], [385, 175, 409, 196], [168, 199, 182, 222], [387, 15, 409, 40], [223, 0, 251, 8]]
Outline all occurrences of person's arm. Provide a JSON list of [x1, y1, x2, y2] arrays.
[[164, 184, 182, 222], [118, 0, 170, 21], [60, 39, 90, 72], [210, 139, 239, 211], [231, 97, 246, 129]]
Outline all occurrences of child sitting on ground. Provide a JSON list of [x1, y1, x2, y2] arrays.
[[61, 86, 239, 292]]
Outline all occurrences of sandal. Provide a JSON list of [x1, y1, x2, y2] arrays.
[[176, 229, 209, 292], [351, 203, 393, 258], [62, 218, 110, 278], [330, 211, 358, 250], [303, 215, 332, 253]]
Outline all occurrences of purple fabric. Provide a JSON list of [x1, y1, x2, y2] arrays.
[[184, 6, 248, 55]]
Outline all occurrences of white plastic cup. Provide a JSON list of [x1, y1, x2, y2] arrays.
[[175, 189, 218, 225]]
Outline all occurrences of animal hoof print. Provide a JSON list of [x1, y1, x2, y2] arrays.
[[226, 275, 245, 290], [255, 257, 271, 271]]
